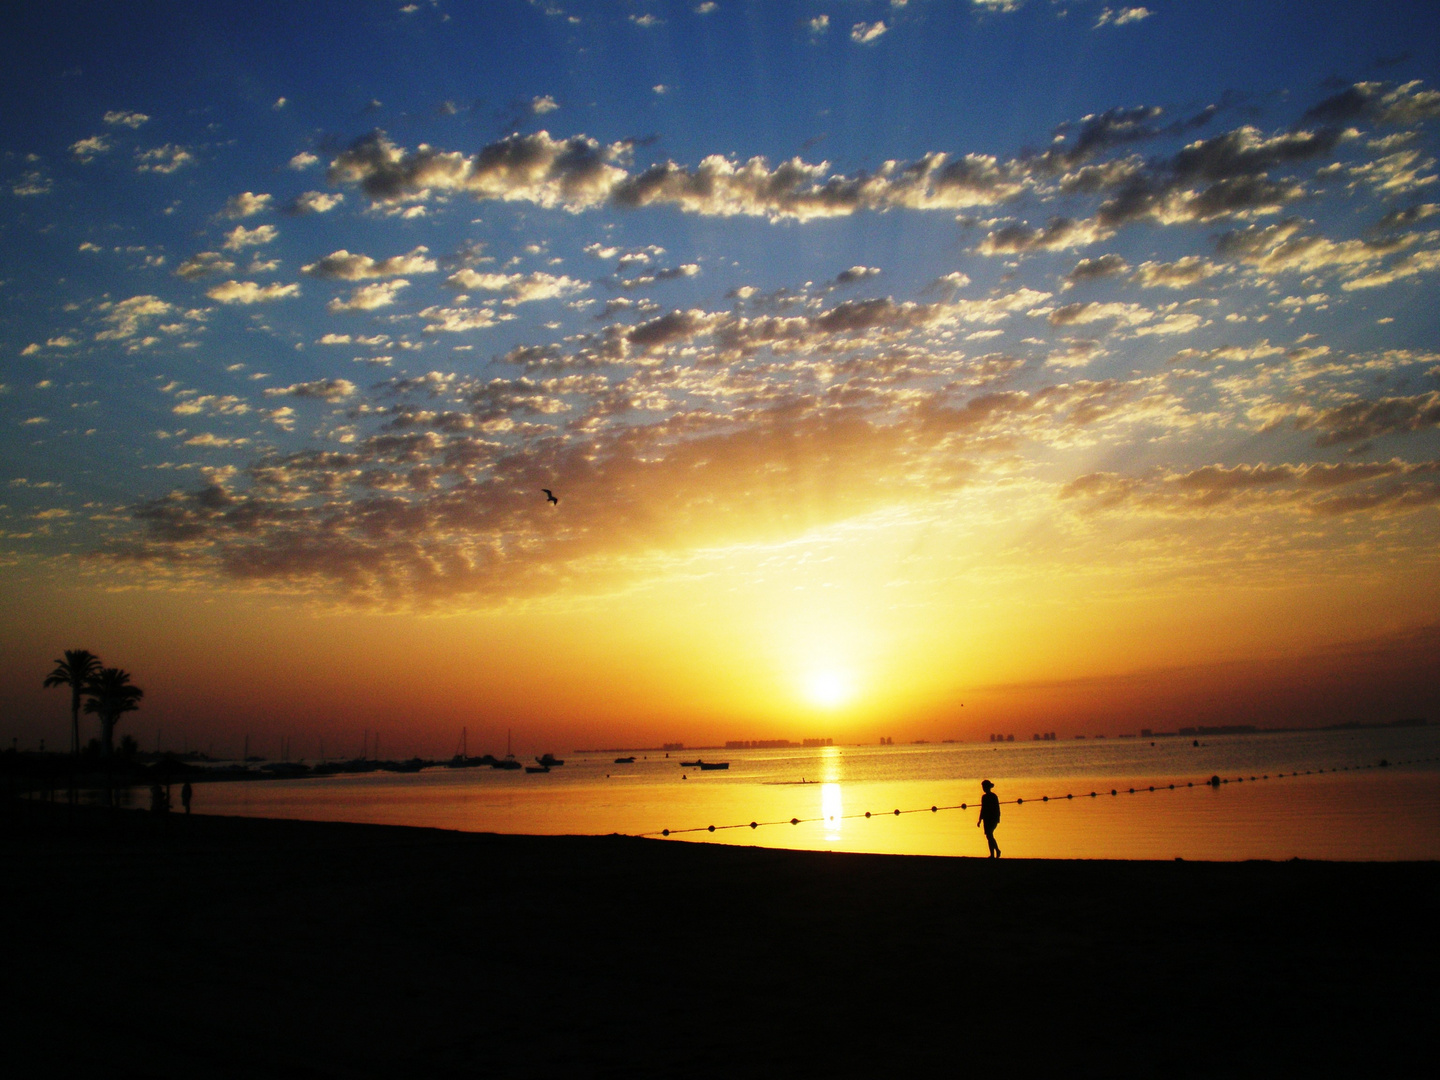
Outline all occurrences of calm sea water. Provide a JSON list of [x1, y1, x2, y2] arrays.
[[192, 726, 1440, 861]]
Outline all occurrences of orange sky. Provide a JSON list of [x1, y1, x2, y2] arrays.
[[3, 2, 1439, 758]]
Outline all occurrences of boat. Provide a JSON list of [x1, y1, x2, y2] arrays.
[[613, 756, 636, 764], [536, 753, 564, 767], [679, 760, 702, 767], [524, 764, 550, 774], [699, 761, 730, 771], [491, 727, 521, 769]]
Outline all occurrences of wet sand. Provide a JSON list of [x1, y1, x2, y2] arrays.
[[5, 799, 1434, 1078]]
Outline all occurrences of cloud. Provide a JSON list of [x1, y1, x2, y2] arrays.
[[1062, 459, 1440, 517], [70, 135, 110, 162], [175, 251, 237, 279], [616, 264, 700, 290], [1214, 219, 1410, 278], [1303, 80, 1440, 128], [289, 151, 320, 170], [288, 190, 345, 214], [1340, 248, 1440, 290], [1094, 7, 1151, 29], [851, 21, 887, 44], [328, 129, 628, 210], [446, 269, 589, 304], [418, 306, 500, 333], [222, 192, 272, 218], [1132, 256, 1221, 288], [327, 280, 411, 312], [531, 95, 559, 115], [264, 379, 357, 401], [95, 295, 174, 340], [206, 280, 301, 304], [184, 433, 250, 448], [135, 144, 194, 173], [1065, 254, 1130, 284], [11, 170, 51, 196], [979, 217, 1111, 254], [835, 266, 882, 285], [1300, 391, 1440, 446], [808, 14, 829, 35], [1046, 301, 1154, 328], [222, 224, 278, 251], [104, 110, 150, 128], [327, 128, 1035, 221], [303, 246, 436, 279]]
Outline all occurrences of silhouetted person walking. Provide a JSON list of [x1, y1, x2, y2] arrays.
[[181, 782, 192, 815], [976, 779, 1000, 858]]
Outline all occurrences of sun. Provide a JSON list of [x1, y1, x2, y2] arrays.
[[803, 669, 855, 709]]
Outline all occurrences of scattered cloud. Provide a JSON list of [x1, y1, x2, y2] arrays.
[[175, 252, 237, 280], [222, 224, 278, 250], [70, 135, 110, 162], [851, 21, 888, 44], [289, 190, 344, 214], [264, 379, 357, 401], [303, 246, 436, 280], [135, 144, 194, 173], [222, 192, 272, 218], [1094, 7, 1152, 29], [327, 280, 411, 312], [205, 280, 301, 304], [104, 110, 150, 128]]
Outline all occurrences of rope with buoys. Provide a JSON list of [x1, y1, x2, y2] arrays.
[[640, 754, 1436, 839]]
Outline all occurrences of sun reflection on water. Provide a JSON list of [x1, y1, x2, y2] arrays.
[[822, 782, 842, 841]]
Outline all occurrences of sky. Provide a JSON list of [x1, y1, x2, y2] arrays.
[[2, 0, 1439, 759]]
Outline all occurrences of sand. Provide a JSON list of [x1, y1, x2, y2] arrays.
[[4, 797, 1434, 1078]]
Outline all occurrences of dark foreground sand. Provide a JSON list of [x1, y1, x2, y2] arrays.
[[4, 799, 1434, 1078]]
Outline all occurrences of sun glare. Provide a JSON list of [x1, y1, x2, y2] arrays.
[[804, 669, 854, 709]]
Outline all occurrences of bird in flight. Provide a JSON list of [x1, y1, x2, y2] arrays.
[[542, 489, 558, 505]]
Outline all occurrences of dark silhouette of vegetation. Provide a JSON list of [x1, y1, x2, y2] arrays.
[[43, 649, 102, 758], [83, 668, 144, 759]]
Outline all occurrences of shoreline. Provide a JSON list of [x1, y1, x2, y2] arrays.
[[6, 798, 1436, 1076]]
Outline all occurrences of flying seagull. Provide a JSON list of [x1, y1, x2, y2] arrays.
[[542, 489, 558, 505]]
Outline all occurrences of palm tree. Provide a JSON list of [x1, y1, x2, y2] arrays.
[[83, 668, 144, 759], [43, 649, 102, 758]]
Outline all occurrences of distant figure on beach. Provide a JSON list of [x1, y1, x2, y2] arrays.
[[181, 782, 193, 815], [149, 783, 170, 815], [976, 780, 1000, 858]]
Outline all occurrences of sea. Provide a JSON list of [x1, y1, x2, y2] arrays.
[[188, 724, 1440, 861]]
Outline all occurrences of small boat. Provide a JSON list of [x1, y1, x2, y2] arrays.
[[536, 753, 564, 767], [679, 760, 702, 767], [525, 764, 550, 774], [491, 758, 522, 771], [699, 761, 730, 771], [613, 756, 636, 764]]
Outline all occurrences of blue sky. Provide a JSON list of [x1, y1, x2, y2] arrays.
[[3, 0, 1439, 747]]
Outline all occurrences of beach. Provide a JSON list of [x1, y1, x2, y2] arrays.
[[5, 799, 1434, 1078]]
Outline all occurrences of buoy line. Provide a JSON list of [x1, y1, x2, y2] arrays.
[[640, 754, 1437, 839]]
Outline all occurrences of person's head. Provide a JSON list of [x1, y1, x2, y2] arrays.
[[981, 779, 993, 792]]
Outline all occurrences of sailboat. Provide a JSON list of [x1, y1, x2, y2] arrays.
[[492, 728, 521, 770]]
